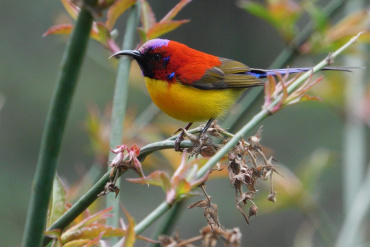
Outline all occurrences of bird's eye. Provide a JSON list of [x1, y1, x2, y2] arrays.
[[152, 53, 161, 61]]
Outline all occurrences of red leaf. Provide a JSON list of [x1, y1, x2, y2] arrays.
[[263, 75, 276, 110], [299, 94, 322, 102], [63, 207, 113, 239], [127, 170, 171, 192], [43, 24, 73, 37], [106, 0, 136, 30], [62, 224, 125, 242], [130, 144, 140, 156], [160, 0, 191, 22]]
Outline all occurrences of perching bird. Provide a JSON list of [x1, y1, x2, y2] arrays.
[[111, 39, 350, 150]]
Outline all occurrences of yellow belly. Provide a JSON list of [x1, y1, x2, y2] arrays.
[[145, 78, 244, 122]]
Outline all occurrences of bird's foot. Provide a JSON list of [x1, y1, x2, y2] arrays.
[[174, 129, 185, 152], [180, 130, 220, 158], [173, 123, 193, 151]]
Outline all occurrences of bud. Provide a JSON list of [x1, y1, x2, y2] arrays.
[[267, 192, 277, 203], [248, 206, 258, 218]]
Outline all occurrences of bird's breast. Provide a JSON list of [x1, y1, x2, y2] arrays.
[[144, 78, 244, 122]]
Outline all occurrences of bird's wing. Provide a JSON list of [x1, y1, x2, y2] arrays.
[[190, 58, 264, 90]]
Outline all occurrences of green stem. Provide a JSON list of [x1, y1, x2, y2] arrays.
[[341, 1, 367, 245], [113, 202, 172, 247], [22, 1, 97, 246], [336, 166, 370, 246], [43, 140, 192, 245], [106, 3, 140, 232], [149, 200, 185, 247], [134, 202, 172, 234]]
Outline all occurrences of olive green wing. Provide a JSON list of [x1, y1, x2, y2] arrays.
[[190, 58, 264, 90]]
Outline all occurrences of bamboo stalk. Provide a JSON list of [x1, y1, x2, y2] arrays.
[[22, 1, 97, 246]]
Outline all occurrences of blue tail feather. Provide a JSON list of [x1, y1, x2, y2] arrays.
[[247, 66, 353, 78]]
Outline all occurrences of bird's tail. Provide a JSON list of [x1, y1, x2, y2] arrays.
[[247, 66, 355, 78]]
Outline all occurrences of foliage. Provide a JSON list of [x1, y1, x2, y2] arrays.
[[238, 0, 370, 49], [44, 0, 191, 53], [238, 0, 302, 41], [22, 0, 368, 246], [45, 176, 155, 246]]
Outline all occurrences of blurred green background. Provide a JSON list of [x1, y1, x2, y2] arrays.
[[1, 0, 369, 246]]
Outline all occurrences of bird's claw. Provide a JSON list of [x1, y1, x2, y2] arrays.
[[174, 130, 185, 152], [173, 128, 183, 135]]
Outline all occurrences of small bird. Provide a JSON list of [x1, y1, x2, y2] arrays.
[[111, 39, 349, 150]]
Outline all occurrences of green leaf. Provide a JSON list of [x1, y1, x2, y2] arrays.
[[137, 27, 147, 42], [127, 170, 171, 192], [146, 20, 190, 40], [239, 1, 275, 26], [297, 150, 335, 194], [47, 175, 66, 228], [121, 206, 136, 247], [106, 0, 136, 30], [44, 229, 62, 247], [84, 231, 105, 247], [160, 0, 191, 22], [299, 94, 322, 102], [173, 178, 191, 197], [93, 22, 111, 48], [140, 0, 156, 33], [61, 0, 79, 19], [166, 178, 191, 203], [305, 3, 328, 32], [64, 239, 90, 247]]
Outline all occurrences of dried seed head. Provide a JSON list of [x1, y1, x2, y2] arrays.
[[97, 181, 120, 197], [200, 145, 218, 157], [248, 126, 263, 151], [248, 206, 259, 218], [267, 192, 277, 203]]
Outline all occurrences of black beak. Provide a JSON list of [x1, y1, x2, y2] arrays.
[[109, 50, 142, 59]]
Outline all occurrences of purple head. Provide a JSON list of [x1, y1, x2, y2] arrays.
[[139, 39, 170, 53]]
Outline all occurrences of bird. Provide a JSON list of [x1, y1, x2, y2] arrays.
[[111, 38, 350, 151]]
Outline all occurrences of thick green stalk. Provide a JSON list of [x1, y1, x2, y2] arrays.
[[134, 202, 172, 234], [22, 1, 97, 247], [106, 3, 140, 232]]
